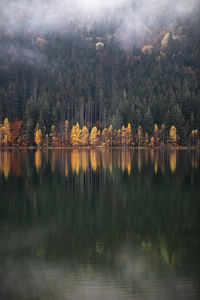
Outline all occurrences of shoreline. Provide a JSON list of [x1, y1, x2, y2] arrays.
[[0, 146, 199, 150]]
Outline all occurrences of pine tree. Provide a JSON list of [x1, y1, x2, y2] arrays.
[[64, 120, 69, 145], [137, 125, 143, 147]]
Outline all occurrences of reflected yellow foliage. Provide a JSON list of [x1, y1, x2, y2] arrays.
[[90, 150, 98, 172], [191, 152, 198, 169], [71, 149, 81, 174], [81, 150, 89, 172], [154, 151, 158, 174], [126, 151, 131, 175], [170, 151, 177, 173], [150, 149, 155, 164], [0, 151, 24, 178], [35, 150, 42, 172], [0, 151, 11, 178], [115, 150, 131, 174], [137, 151, 142, 172]]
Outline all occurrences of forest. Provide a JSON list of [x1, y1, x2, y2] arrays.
[[0, 2, 200, 147]]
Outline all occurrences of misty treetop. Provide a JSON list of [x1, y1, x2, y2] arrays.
[[0, 1, 200, 146]]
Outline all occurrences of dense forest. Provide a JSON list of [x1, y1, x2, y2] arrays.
[[0, 2, 200, 146]]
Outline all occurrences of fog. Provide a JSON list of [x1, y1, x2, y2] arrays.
[[0, 0, 198, 33]]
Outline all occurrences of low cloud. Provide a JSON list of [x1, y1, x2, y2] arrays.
[[0, 0, 198, 33]]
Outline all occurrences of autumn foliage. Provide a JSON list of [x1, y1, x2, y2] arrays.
[[0, 118, 199, 148]]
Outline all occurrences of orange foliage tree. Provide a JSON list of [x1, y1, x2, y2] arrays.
[[10, 119, 22, 146]]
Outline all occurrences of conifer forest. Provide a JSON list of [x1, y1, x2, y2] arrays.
[[0, 1, 200, 147]]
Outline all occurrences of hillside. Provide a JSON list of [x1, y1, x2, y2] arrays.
[[0, 1, 200, 145]]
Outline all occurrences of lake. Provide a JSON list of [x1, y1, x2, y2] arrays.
[[0, 149, 199, 300]]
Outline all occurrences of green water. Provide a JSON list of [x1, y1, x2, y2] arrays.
[[0, 149, 199, 300]]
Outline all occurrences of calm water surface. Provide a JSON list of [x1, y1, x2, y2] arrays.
[[0, 149, 200, 300]]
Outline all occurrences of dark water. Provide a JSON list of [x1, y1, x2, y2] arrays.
[[0, 149, 200, 300]]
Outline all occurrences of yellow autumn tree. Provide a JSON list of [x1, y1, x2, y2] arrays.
[[90, 126, 98, 146], [0, 125, 4, 146], [169, 125, 177, 146], [50, 125, 56, 146], [102, 125, 113, 147], [70, 122, 81, 146], [80, 126, 89, 146], [144, 132, 149, 146], [108, 124, 113, 147], [190, 129, 199, 147], [114, 129, 121, 146], [102, 128, 109, 146], [121, 125, 126, 146], [3, 118, 11, 146], [153, 123, 159, 147], [126, 123, 132, 145], [34, 123, 42, 147]]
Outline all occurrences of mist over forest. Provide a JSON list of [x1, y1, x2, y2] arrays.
[[0, 0, 200, 145]]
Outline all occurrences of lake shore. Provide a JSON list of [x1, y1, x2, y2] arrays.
[[0, 146, 199, 150]]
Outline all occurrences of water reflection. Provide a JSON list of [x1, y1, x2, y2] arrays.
[[0, 149, 200, 299], [0, 149, 200, 179], [35, 150, 42, 172], [170, 150, 177, 173]]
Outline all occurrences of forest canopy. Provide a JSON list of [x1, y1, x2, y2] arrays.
[[0, 1, 200, 146]]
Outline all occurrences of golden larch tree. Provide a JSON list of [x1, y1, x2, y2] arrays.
[[90, 126, 98, 146], [3, 118, 11, 146], [126, 123, 132, 146], [154, 123, 159, 147], [121, 125, 126, 146], [70, 122, 81, 146], [34, 123, 42, 147], [169, 125, 177, 146], [50, 125, 56, 146], [144, 132, 149, 146], [102, 128, 111, 146], [81, 126, 89, 146], [108, 125, 113, 147]]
